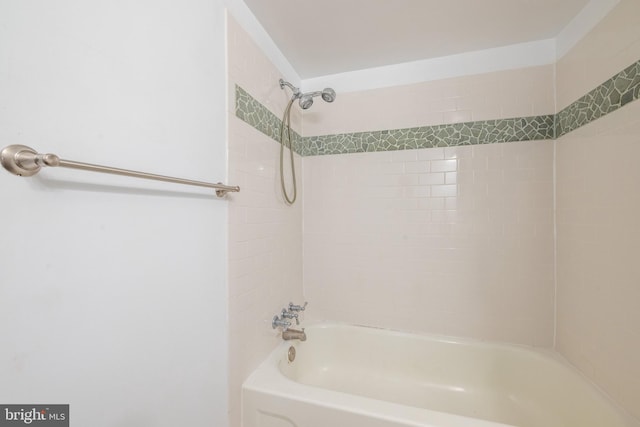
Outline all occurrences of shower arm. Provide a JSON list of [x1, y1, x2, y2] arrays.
[[279, 79, 300, 97], [303, 90, 323, 98]]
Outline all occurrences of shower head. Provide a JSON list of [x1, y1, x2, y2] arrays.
[[299, 94, 314, 110], [298, 88, 336, 109], [321, 88, 336, 103], [280, 78, 336, 110]]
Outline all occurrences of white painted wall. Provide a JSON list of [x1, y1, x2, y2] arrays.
[[0, 1, 229, 426]]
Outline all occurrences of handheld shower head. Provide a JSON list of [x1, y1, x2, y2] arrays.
[[279, 78, 336, 110], [299, 88, 336, 109], [321, 88, 336, 103], [299, 94, 314, 110], [277, 78, 337, 206]]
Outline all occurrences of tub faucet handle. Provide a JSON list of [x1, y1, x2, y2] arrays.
[[281, 309, 300, 325], [289, 301, 308, 312], [272, 315, 291, 331]]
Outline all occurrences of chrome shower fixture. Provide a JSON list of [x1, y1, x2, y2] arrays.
[[279, 79, 336, 110], [278, 79, 336, 205]]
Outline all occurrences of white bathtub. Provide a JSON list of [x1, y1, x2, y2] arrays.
[[242, 323, 639, 427]]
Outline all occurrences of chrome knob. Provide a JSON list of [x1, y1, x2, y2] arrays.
[[272, 315, 291, 330], [281, 309, 300, 325], [288, 302, 308, 312]]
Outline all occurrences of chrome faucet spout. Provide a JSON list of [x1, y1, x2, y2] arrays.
[[282, 328, 306, 341]]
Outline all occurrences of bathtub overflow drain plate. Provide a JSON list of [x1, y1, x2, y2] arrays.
[[288, 346, 296, 362]]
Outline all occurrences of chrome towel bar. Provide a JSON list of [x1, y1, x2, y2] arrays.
[[0, 144, 240, 197]]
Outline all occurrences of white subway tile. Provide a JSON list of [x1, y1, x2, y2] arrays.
[[431, 184, 458, 198], [418, 148, 446, 160], [391, 149, 419, 162], [431, 159, 458, 173], [404, 161, 430, 174], [419, 173, 446, 185]]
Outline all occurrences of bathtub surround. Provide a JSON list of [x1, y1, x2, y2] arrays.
[[236, 63, 557, 347], [228, 1, 640, 424], [236, 86, 555, 155], [231, 51, 640, 427], [236, 58, 640, 155], [554, 0, 640, 420], [300, 116, 554, 156], [237, 86, 554, 155], [227, 15, 304, 427], [304, 140, 555, 346], [235, 85, 304, 154], [555, 59, 640, 137], [556, 98, 640, 420]]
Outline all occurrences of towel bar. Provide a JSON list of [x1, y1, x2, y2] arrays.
[[1, 144, 240, 197]]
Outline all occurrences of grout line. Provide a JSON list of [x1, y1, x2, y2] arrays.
[[552, 138, 558, 349], [552, 60, 558, 350]]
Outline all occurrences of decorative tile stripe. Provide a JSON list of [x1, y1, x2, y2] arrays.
[[556, 59, 640, 137], [235, 85, 554, 156], [235, 58, 640, 156], [301, 116, 554, 156], [235, 85, 304, 154]]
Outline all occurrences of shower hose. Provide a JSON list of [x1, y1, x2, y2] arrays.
[[279, 97, 297, 205]]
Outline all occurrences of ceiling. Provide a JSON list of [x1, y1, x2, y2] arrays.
[[242, 0, 590, 79]]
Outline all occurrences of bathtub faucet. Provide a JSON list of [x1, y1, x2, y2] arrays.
[[282, 328, 306, 341], [288, 301, 307, 312], [281, 308, 300, 325], [272, 315, 291, 331]]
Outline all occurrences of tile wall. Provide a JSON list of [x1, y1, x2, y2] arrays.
[[556, 0, 640, 111], [555, 0, 640, 419], [226, 14, 304, 427], [303, 141, 555, 346], [302, 66, 555, 156], [301, 115, 554, 156], [555, 59, 640, 138], [302, 66, 556, 346], [303, 65, 555, 135], [235, 83, 554, 155], [556, 100, 640, 419], [232, 60, 557, 347], [303, 66, 555, 346]]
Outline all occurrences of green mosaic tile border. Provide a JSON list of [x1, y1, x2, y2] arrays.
[[301, 116, 554, 156], [234, 86, 553, 156], [235, 58, 640, 156], [235, 85, 303, 154], [556, 59, 640, 137]]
